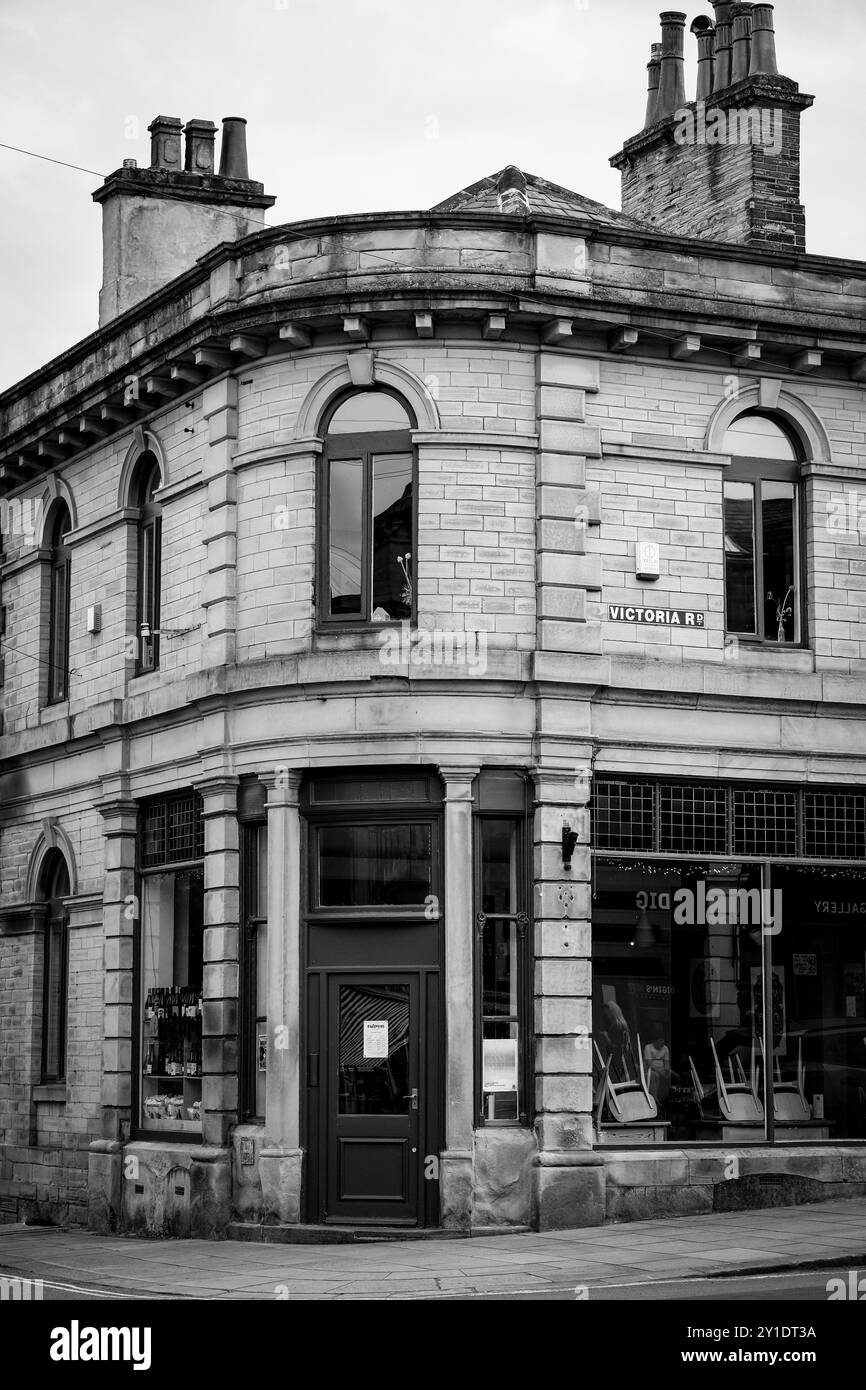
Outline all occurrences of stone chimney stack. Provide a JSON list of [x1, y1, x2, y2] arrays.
[[610, 6, 814, 253], [92, 115, 275, 325]]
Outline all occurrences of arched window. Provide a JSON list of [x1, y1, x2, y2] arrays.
[[39, 850, 70, 1083], [722, 412, 802, 645], [135, 455, 162, 672], [47, 505, 72, 703], [320, 390, 415, 625]]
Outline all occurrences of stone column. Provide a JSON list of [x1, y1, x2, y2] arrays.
[[531, 762, 604, 1229], [197, 776, 240, 1150], [88, 797, 137, 1232], [259, 769, 304, 1222], [437, 765, 480, 1229]]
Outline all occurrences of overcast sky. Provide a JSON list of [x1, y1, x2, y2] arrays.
[[1, 0, 864, 392]]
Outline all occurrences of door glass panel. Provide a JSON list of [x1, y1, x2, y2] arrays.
[[318, 823, 432, 906], [724, 480, 756, 634], [338, 983, 410, 1114], [329, 458, 363, 616], [481, 821, 518, 915], [761, 481, 796, 643], [372, 453, 413, 621]]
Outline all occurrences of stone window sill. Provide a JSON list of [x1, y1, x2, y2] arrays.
[[33, 1083, 67, 1103]]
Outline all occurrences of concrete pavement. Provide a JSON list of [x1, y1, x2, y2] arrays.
[[2, 1198, 866, 1300]]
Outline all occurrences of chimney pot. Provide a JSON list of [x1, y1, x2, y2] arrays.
[[656, 11, 687, 122], [645, 43, 663, 128], [749, 3, 778, 76], [691, 17, 716, 101], [731, 3, 754, 84], [148, 115, 183, 171], [122, 158, 137, 169], [711, 1, 735, 89], [184, 118, 217, 175], [218, 116, 250, 180]]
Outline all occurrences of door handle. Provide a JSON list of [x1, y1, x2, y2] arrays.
[[403, 1087, 419, 1110]]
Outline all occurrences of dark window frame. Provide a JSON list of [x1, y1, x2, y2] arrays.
[[723, 413, 806, 647], [302, 772, 442, 922], [40, 852, 70, 1084], [47, 507, 71, 704], [317, 388, 417, 631], [134, 456, 162, 675], [140, 792, 205, 868], [473, 777, 533, 1128], [240, 814, 267, 1124]]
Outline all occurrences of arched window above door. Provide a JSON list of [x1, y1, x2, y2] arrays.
[[319, 389, 416, 626]]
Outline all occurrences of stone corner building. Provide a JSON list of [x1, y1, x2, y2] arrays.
[[2, 5, 866, 1238]]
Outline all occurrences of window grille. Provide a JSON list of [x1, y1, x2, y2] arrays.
[[804, 791, 866, 861], [592, 778, 864, 863], [141, 794, 205, 867], [659, 783, 727, 855], [731, 788, 797, 857], [593, 780, 654, 852]]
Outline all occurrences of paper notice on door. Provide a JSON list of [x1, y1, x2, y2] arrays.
[[483, 1038, 518, 1093], [363, 1020, 388, 1059]]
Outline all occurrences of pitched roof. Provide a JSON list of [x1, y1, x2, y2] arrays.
[[430, 165, 647, 230]]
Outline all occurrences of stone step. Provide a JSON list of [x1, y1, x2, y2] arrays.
[[225, 1222, 529, 1244]]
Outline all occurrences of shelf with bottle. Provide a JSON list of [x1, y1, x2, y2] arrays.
[[142, 987, 203, 1130]]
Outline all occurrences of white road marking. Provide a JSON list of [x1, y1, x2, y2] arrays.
[[382, 1268, 826, 1301]]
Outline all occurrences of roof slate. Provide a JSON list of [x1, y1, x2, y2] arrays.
[[430, 166, 649, 230]]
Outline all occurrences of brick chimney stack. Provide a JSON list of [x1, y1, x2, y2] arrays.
[[92, 115, 276, 325], [610, 6, 814, 253]]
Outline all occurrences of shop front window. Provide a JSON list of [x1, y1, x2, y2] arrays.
[[139, 795, 205, 1134], [593, 861, 767, 1142], [592, 778, 866, 1144], [772, 868, 866, 1140], [592, 858, 866, 1144]]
